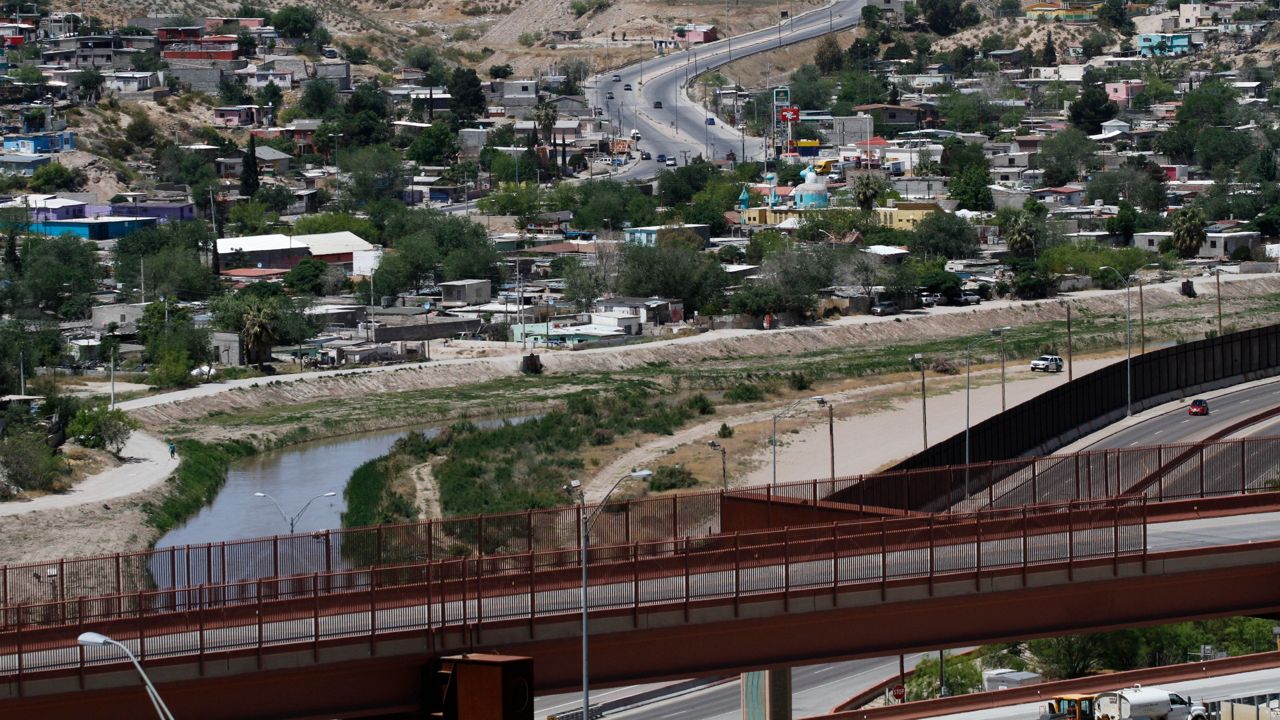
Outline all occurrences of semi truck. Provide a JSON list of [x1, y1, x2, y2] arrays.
[[1041, 686, 1207, 720]]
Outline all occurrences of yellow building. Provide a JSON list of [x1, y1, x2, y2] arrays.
[[874, 202, 944, 230], [741, 206, 812, 226]]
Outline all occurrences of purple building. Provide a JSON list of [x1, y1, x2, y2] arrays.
[[110, 200, 197, 223]]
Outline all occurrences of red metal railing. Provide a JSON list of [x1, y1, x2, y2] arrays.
[[0, 496, 1152, 681], [3, 435, 1277, 611]]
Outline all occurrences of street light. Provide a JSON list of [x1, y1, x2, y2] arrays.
[[909, 353, 927, 451], [771, 398, 804, 485], [813, 396, 835, 482], [253, 491, 337, 533], [77, 632, 175, 720], [964, 327, 1011, 500], [1099, 266, 1133, 417], [707, 440, 727, 488], [564, 468, 653, 720]]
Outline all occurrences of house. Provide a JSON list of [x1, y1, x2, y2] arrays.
[[0, 194, 85, 221], [1138, 33, 1195, 56], [216, 234, 310, 269], [598, 296, 684, 325], [161, 35, 239, 61], [1105, 80, 1144, 107], [28, 216, 156, 241], [109, 199, 197, 223], [295, 231, 374, 267], [987, 49, 1024, 66], [1032, 186, 1086, 205], [623, 223, 711, 247], [3, 129, 74, 154], [283, 119, 322, 154], [91, 303, 147, 333], [0, 153, 50, 176], [313, 61, 352, 92], [439, 279, 492, 307], [155, 26, 203, 45], [853, 103, 931, 132], [213, 105, 268, 127], [245, 67, 293, 89], [215, 145, 292, 177], [874, 201, 943, 230], [103, 70, 159, 93], [673, 23, 718, 43]]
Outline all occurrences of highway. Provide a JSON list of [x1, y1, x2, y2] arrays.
[[923, 666, 1280, 720], [591, 0, 868, 182], [1084, 381, 1280, 451]]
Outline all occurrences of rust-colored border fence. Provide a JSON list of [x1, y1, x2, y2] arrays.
[[0, 495, 1148, 681], [892, 323, 1280, 472], [3, 435, 1278, 610]]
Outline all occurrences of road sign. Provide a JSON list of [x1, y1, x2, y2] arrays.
[[891, 684, 906, 701], [778, 106, 799, 122]]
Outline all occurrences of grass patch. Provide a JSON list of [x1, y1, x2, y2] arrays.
[[143, 440, 256, 534]]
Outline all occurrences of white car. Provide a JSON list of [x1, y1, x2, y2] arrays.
[[665, 158, 677, 167], [1030, 355, 1064, 373]]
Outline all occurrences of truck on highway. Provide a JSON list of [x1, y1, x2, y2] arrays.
[[1040, 686, 1206, 720]]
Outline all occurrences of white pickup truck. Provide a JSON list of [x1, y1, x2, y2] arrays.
[[1095, 685, 1207, 720]]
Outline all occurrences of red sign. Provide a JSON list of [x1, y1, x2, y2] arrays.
[[891, 684, 906, 701], [778, 106, 800, 122]]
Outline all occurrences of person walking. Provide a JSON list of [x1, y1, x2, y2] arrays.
[[168, 443, 177, 460]]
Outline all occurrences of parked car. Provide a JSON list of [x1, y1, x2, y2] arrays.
[[665, 158, 677, 166], [1188, 398, 1210, 416], [653, 100, 663, 109], [705, 117, 716, 125], [1030, 355, 1064, 373], [958, 291, 981, 305], [918, 292, 939, 308], [612, 74, 621, 82], [870, 301, 900, 316], [639, 151, 651, 160]]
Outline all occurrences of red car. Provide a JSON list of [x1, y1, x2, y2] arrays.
[[1188, 399, 1209, 416]]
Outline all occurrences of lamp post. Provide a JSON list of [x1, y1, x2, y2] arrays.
[[1213, 267, 1223, 336], [1099, 266, 1133, 416], [707, 440, 727, 488], [909, 353, 927, 450], [964, 327, 1011, 500], [814, 396, 835, 482], [771, 399, 804, 485], [253, 491, 337, 533], [564, 468, 653, 720], [77, 632, 175, 720]]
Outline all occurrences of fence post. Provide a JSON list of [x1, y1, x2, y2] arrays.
[[369, 568, 378, 654], [672, 496, 679, 540], [1199, 446, 1206, 498], [733, 532, 741, 618], [377, 525, 385, 566], [1067, 500, 1074, 582], [683, 537, 691, 623], [1021, 507, 1028, 587], [1112, 500, 1120, 577], [927, 514, 935, 597], [831, 522, 839, 604], [256, 579, 263, 669], [77, 596, 85, 688], [1074, 454, 1081, 501], [1240, 439, 1247, 494], [137, 589, 147, 662], [631, 543, 639, 628], [312, 574, 320, 663], [1141, 496, 1148, 574], [197, 584, 207, 674], [783, 526, 791, 611], [15, 603, 23, 694], [1031, 463, 1039, 505], [974, 510, 982, 592], [880, 517, 888, 601]]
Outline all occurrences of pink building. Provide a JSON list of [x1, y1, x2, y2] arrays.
[[674, 23, 718, 44], [1105, 79, 1144, 107]]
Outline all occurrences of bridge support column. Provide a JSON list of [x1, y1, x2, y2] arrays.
[[741, 667, 791, 720]]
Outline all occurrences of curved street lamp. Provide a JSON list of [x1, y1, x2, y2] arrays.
[[77, 632, 175, 720], [253, 491, 337, 534]]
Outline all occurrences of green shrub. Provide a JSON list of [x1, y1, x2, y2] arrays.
[[143, 440, 256, 533], [516, 31, 542, 47], [67, 404, 139, 455], [686, 393, 715, 415], [648, 465, 697, 492], [786, 371, 812, 391], [726, 383, 765, 403], [717, 422, 734, 438]]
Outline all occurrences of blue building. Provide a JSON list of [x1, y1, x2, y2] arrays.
[[1138, 33, 1194, 56], [0, 153, 50, 176], [792, 169, 831, 209], [28, 216, 157, 241], [3, 129, 74, 154]]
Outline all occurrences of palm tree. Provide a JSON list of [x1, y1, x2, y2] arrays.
[[1170, 206, 1206, 258], [530, 101, 558, 147], [240, 296, 283, 370], [853, 175, 888, 212]]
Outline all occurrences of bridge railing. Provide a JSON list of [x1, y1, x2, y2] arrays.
[[0, 496, 1150, 681], [2, 435, 1276, 612]]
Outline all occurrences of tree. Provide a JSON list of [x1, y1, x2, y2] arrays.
[[906, 653, 983, 700], [254, 184, 296, 213], [67, 405, 138, 456], [530, 101, 559, 146], [28, 162, 86, 193], [1068, 81, 1119, 134], [1086, 167, 1166, 213], [1005, 211, 1041, 257], [1107, 201, 1138, 243], [447, 67, 486, 121], [1042, 31, 1057, 65], [1030, 636, 1101, 680], [298, 79, 337, 118], [488, 63, 514, 79], [788, 64, 833, 110], [557, 256, 604, 310], [272, 5, 323, 38], [911, 212, 979, 259], [408, 123, 460, 164], [853, 175, 889, 212], [617, 244, 727, 311], [1170, 206, 1206, 258], [76, 68, 105, 102], [340, 145, 405, 206], [949, 165, 994, 211], [1097, 0, 1134, 33], [284, 257, 329, 295], [114, 222, 217, 300], [861, 4, 883, 28], [1037, 128, 1097, 186], [814, 35, 844, 74], [20, 234, 100, 316], [212, 288, 315, 369], [240, 135, 261, 197]]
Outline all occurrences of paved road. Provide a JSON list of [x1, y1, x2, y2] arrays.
[[922, 667, 1280, 720], [593, 0, 868, 179], [1086, 382, 1280, 451]]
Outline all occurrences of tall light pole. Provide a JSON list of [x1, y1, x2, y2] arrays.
[[707, 440, 727, 488], [964, 327, 1011, 500], [77, 632, 175, 720], [1214, 267, 1223, 336], [996, 327, 1009, 412], [1099, 266, 1133, 416], [909, 353, 927, 450], [564, 468, 653, 720], [253, 491, 337, 533], [771, 398, 803, 485], [814, 396, 835, 482]]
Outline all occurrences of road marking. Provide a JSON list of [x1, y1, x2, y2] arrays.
[[1153, 430, 1163, 435], [1129, 441, 1140, 446], [1181, 419, 1191, 424]]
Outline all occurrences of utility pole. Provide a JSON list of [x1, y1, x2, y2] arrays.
[[140, 257, 145, 302], [1139, 279, 1146, 353], [1216, 269, 1223, 335], [1066, 303, 1073, 381], [109, 346, 115, 410], [18, 350, 24, 395]]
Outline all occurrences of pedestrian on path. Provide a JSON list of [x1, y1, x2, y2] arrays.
[[168, 442, 177, 460]]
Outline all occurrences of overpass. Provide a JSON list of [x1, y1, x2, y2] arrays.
[[0, 442, 1278, 718]]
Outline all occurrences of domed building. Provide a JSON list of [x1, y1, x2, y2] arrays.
[[792, 168, 830, 209]]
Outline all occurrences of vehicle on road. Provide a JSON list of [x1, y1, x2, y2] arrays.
[[665, 158, 677, 166], [639, 151, 651, 160], [624, 83, 633, 90], [705, 117, 716, 125], [612, 74, 621, 82], [1188, 398, 1209, 416], [958, 291, 982, 305], [1039, 686, 1207, 720], [606, 91, 614, 100], [870, 301, 900, 316], [1030, 355, 1064, 373], [653, 100, 663, 109], [655, 154, 666, 163]]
